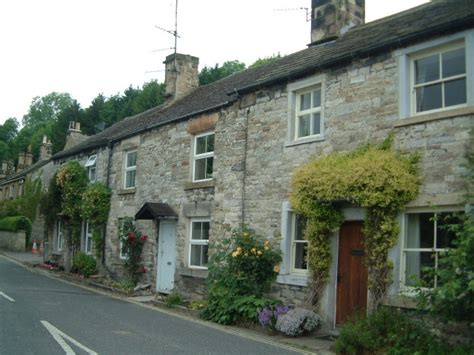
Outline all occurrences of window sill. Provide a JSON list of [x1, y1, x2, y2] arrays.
[[184, 180, 215, 190], [395, 106, 474, 128], [176, 267, 208, 279], [277, 274, 308, 287], [118, 188, 136, 195], [285, 135, 325, 148]]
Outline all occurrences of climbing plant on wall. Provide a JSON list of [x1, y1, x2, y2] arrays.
[[290, 138, 419, 308], [56, 161, 88, 252], [81, 183, 111, 259]]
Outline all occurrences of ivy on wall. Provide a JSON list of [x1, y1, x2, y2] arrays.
[[81, 183, 111, 259], [290, 138, 419, 308]]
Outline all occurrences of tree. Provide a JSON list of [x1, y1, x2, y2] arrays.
[[199, 60, 246, 86], [22, 92, 75, 127], [249, 54, 282, 68], [0, 118, 19, 160]]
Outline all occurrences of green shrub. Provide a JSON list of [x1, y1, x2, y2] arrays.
[[165, 293, 183, 308], [0, 216, 32, 247], [201, 227, 282, 325], [72, 252, 97, 277], [334, 307, 472, 354]]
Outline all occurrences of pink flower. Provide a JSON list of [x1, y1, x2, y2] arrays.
[[140, 235, 147, 242]]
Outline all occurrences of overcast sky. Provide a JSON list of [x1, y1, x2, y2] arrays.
[[0, 0, 429, 125]]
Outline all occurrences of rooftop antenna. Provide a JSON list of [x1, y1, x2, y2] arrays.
[[148, 0, 180, 76]]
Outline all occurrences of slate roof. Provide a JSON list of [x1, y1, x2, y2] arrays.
[[53, 0, 474, 160], [0, 159, 51, 185]]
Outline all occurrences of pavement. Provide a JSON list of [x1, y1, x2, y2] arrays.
[[0, 249, 336, 354]]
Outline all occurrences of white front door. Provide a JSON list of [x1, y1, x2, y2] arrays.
[[157, 221, 177, 294]]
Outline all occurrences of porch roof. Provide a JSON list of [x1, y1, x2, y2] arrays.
[[135, 202, 178, 220]]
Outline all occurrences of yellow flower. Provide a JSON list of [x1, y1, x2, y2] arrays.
[[264, 246, 269, 251], [232, 251, 238, 257], [273, 265, 280, 273], [243, 232, 249, 237], [236, 247, 242, 252], [264, 240, 270, 246], [251, 247, 257, 254], [257, 250, 262, 256]]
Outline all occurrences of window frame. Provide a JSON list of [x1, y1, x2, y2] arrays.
[[84, 221, 93, 255], [287, 74, 325, 146], [188, 219, 210, 269], [290, 213, 309, 275], [192, 132, 214, 182], [400, 208, 463, 292], [398, 29, 474, 119], [118, 217, 134, 260], [57, 220, 63, 252], [124, 150, 137, 189], [410, 42, 467, 115], [85, 154, 97, 183]]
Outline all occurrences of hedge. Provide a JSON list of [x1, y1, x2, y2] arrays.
[[0, 216, 32, 247]]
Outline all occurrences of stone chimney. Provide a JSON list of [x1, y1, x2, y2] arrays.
[[64, 121, 87, 150], [164, 53, 199, 103], [16, 145, 33, 172], [310, 0, 365, 45], [39, 135, 53, 161]]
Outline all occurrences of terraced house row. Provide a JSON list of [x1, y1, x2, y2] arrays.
[[2, 0, 473, 328]]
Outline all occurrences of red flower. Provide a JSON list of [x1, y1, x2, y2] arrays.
[[128, 231, 136, 240], [139, 266, 147, 273], [140, 235, 147, 242]]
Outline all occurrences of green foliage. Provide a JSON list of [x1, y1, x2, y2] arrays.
[[199, 60, 246, 86], [202, 227, 282, 325], [71, 252, 97, 277], [334, 307, 472, 354], [0, 118, 19, 160], [15, 177, 43, 223], [0, 216, 32, 247], [290, 141, 419, 306], [417, 215, 474, 322], [40, 172, 63, 228], [120, 220, 148, 285], [22, 92, 75, 127], [165, 292, 183, 308], [248, 53, 282, 68], [56, 161, 88, 250]]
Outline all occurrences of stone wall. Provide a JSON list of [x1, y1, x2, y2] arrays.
[[0, 230, 26, 251]]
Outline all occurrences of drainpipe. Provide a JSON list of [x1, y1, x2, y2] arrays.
[[102, 141, 114, 264], [241, 108, 250, 227]]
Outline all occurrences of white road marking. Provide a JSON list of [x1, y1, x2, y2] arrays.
[[40, 320, 98, 355], [0, 291, 15, 302]]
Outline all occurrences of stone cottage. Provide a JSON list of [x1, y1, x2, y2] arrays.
[[50, 0, 473, 328]]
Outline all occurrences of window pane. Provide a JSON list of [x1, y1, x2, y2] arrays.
[[416, 84, 442, 112], [125, 170, 136, 188], [300, 92, 311, 111], [196, 136, 207, 155], [312, 89, 321, 108], [127, 152, 137, 167], [436, 213, 460, 249], [415, 54, 439, 84], [190, 245, 209, 267], [444, 78, 466, 107], [194, 158, 206, 180], [442, 48, 465, 78], [201, 222, 210, 240], [312, 113, 321, 135], [295, 215, 305, 241], [205, 157, 213, 179], [206, 134, 215, 153], [294, 243, 308, 270], [405, 213, 434, 248], [192, 222, 202, 240], [192, 221, 209, 240], [298, 114, 311, 138], [404, 251, 435, 287]]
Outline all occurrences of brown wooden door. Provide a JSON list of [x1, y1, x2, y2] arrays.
[[336, 221, 368, 324]]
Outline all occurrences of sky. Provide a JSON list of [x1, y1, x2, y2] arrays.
[[0, 0, 429, 125]]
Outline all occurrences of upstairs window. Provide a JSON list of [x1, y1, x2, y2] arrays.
[[85, 154, 97, 182], [295, 87, 322, 139], [124, 151, 137, 189], [412, 44, 466, 114], [193, 133, 214, 182], [189, 220, 210, 268]]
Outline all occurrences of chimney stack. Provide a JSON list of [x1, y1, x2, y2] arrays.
[[64, 121, 87, 150], [310, 0, 365, 45], [39, 135, 53, 161], [164, 53, 199, 103]]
